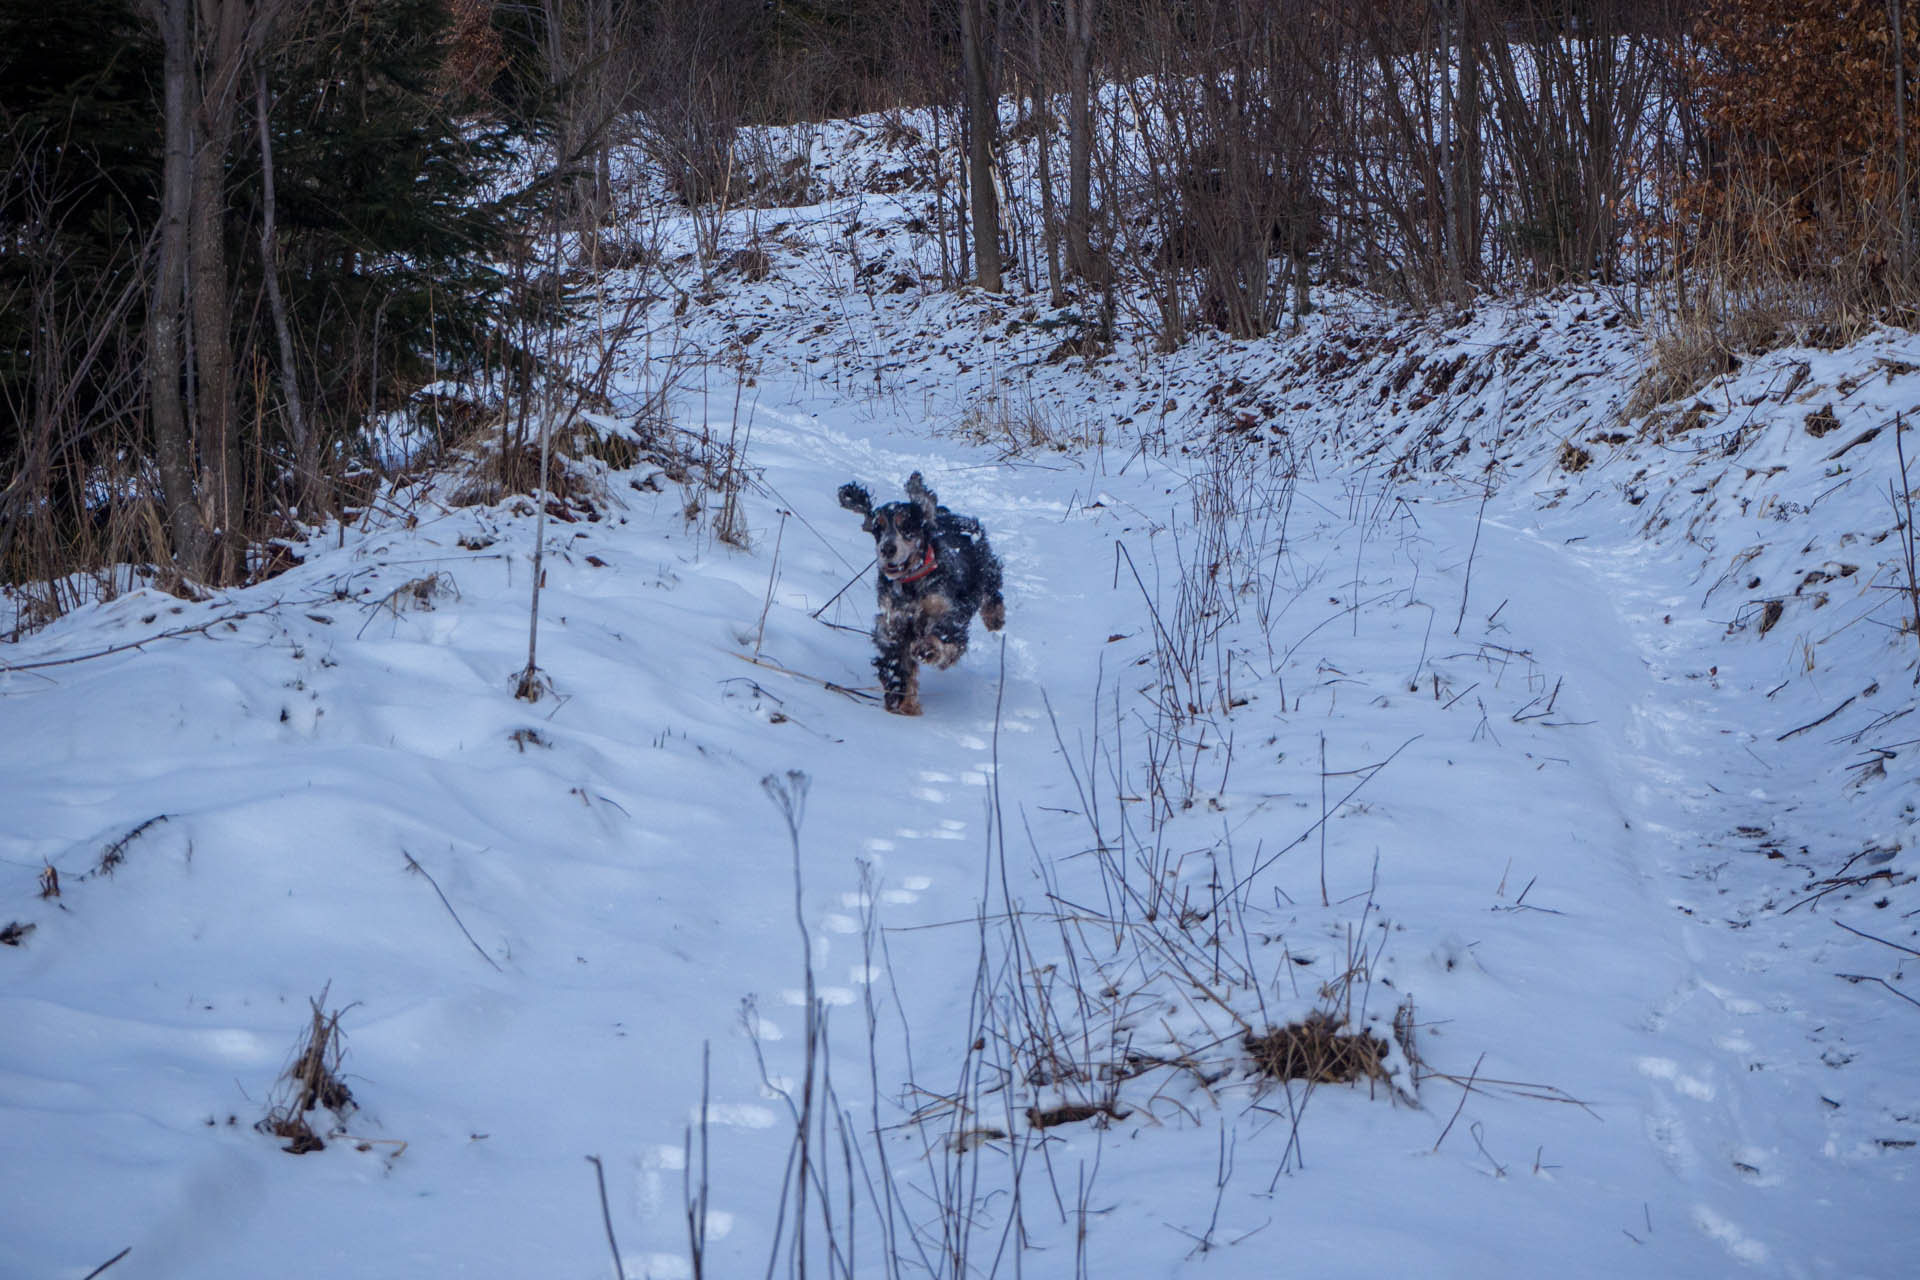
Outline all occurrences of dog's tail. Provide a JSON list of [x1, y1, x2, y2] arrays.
[[977, 527, 1006, 632]]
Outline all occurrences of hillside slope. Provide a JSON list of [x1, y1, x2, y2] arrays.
[[4, 127, 1918, 1279]]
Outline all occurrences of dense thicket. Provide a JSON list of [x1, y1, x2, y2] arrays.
[[1, 0, 538, 608], [3, 0, 1915, 627], [1691, 0, 1920, 298]]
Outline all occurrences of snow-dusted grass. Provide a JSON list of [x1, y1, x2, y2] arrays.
[[4, 119, 1919, 1279]]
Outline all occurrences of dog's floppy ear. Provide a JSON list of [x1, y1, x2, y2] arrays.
[[838, 482, 873, 516], [838, 481, 879, 532], [904, 471, 938, 522]]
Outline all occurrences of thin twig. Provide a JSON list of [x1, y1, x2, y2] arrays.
[[81, 1247, 132, 1280], [1893, 412, 1919, 680], [1781, 869, 1897, 914], [1835, 919, 1920, 959], [1317, 733, 1329, 907], [754, 510, 789, 657], [586, 1155, 628, 1280], [1232, 736, 1421, 895], [1432, 1052, 1485, 1153], [810, 560, 874, 620], [1453, 485, 1490, 636], [686, 1042, 710, 1280], [1836, 973, 1920, 1011], [402, 851, 502, 971]]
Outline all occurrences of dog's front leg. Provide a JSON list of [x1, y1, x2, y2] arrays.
[[874, 610, 922, 715]]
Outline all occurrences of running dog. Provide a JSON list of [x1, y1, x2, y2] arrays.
[[837, 472, 1005, 715]]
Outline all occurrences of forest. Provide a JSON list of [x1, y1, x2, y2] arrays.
[[2, 0, 1915, 620]]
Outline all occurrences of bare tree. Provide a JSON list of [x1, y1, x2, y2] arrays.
[[254, 66, 316, 515], [960, 0, 1004, 291], [136, 0, 294, 583], [1481, 0, 1663, 284], [542, 0, 632, 250], [1065, 0, 1098, 281], [187, 0, 268, 582], [1896, 0, 1914, 285], [139, 0, 205, 580]]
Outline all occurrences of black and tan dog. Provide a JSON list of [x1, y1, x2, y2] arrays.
[[838, 472, 1005, 715]]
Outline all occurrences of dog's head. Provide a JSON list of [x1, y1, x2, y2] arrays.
[[839, 473, 940, 579]]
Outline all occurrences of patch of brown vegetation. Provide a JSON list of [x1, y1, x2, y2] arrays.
[[258, 991, 357, 1154], [1026, 1100, 1130, 1130], [1244, 1013, 1388, 1086]]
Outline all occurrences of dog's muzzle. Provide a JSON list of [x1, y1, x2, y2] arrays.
[[880, 546, 938, 584]]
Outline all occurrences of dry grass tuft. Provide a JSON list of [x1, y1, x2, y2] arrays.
[[948, 385, 1105, 459], [258, 991, 357, 1154], [1244, 1013, 1390, 1086], [1623, 321, 1743, 424], [93, 816, 169, 878], [1804, 404, 1842, 437]]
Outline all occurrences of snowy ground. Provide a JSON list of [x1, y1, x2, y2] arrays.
[[5, 118, 1919, 1280]]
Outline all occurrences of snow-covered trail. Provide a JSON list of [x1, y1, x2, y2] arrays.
[[673, 393, 1910, 1277], [4, 363, 1912, 1279], [1540, 515, 1914, 1278]]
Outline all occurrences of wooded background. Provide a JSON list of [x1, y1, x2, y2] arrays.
[[3, 0, 1913, 619]]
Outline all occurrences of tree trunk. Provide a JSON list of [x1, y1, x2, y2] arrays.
[[1454, 0, 1480, 291], [1030, 0, 1063, 305], [188, 0, 253, 583], [1439, 0, 1461, 298], [188, 146, 239, 578], [1065, 0, 1095, 281], [255, 66, 317, 514], [960, 0, 1002, 293], [1896, 0, 1913, 287], [142, 0, 206, 580]]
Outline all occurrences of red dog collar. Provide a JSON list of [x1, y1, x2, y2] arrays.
[[883, 546, 938, 584]]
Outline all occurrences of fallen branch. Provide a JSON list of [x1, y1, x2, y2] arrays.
[[1, 610, 258, 673], [1777, 696, 1857, 742], [725, 649, 880, 703]]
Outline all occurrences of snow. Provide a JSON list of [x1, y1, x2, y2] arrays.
[[5, 115, 1919, 1280]]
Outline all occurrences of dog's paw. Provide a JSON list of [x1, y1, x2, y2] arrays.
[[981, 597, 1005, 632], [914, 637, 964, 668], [837, 482, 872, 514], [884, 691, 923, 716]]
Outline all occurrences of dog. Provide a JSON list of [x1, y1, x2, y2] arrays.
[[837, 472, 1005, 715]]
